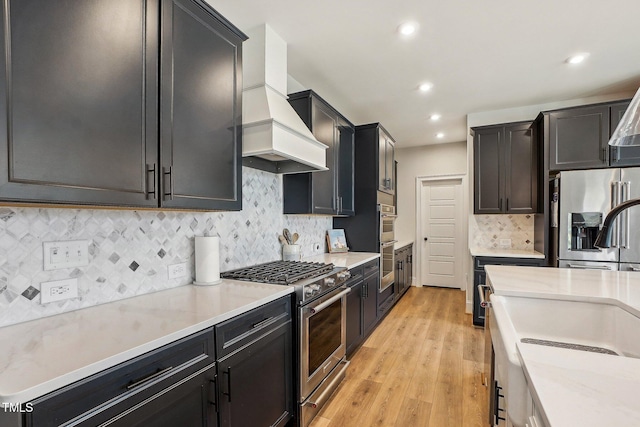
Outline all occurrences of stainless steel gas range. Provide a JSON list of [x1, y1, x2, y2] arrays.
[[222, 261, 351, 427]]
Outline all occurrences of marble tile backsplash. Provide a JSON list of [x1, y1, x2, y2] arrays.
[[470, 214, 534, 250], [0, 167, 332, 328]]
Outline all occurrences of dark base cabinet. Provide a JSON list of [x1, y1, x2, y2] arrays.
[[23, 296, 294, 427], [472, 256, 545, 327], [394, 243, 413, 301], [345, 259, 379, 358], [215, 297, 293, 427], [25, 328, 217, 427]]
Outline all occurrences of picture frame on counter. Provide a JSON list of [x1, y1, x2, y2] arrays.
[[327, 229, 349, 253]]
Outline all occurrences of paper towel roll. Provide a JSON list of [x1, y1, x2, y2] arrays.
[[194, 236, 221, 285]]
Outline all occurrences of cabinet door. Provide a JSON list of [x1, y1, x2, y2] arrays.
[[362, 274, 379, 336], [160, 0, 242, 210], [385, 139, 396, 195], [395, 250, 405, 299], [0, 0, 158, 206], [218, 321, 293, 427], [548, 105, 609, 171], [346, 281, 363, 356], [309, 98, 338, 214], [474, 126, 504, 213], [609, 100, 640, 167], [100, 365, 217, 427], [504, 122, 537, 213], [337, 118, 355, 216]]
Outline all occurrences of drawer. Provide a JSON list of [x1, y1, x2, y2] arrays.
[[474, 256, 544, 270], [363, 259, 380, 278], [345, 265, 364, 287], [216, 296, 292, 358], [27, 328, 214, 427]]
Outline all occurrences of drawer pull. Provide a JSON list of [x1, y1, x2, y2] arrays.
[[126, 366, 173, 390], [252, 317, 274, 329], [223, 367, 232, 402]]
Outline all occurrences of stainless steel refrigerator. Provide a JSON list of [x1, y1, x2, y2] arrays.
[[558, 167, 640, 272]]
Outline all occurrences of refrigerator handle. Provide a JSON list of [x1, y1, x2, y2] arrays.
[[610, 181, 619, 248], [621, 181, 629, 249]]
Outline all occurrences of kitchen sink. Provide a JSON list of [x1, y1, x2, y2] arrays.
[[490, 295, 640, 427]]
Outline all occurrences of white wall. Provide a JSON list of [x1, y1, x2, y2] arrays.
[[395, 141, 468, 243]]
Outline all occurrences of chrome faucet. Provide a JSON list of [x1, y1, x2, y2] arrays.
[[594, 198, 640, 248]]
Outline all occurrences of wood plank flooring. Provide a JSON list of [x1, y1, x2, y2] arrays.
[[310, 286, 487, 427]]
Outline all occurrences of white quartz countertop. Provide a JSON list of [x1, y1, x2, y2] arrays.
[[487, 265, 640, 426], [469, 247, 545, 259], [303, 252, 380, 270], [0, 281, 294, 404], [394, 240, 414, 251], [485, 265, 640, 316], [517, 342, 640, 427]]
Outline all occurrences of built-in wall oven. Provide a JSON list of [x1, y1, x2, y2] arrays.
[[379, 204, 397, 291]]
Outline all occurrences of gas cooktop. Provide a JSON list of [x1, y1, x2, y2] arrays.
[[221, 261, 336, 286]]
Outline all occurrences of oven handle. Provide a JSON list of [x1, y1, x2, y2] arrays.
[[309, 288, 350, 314], [381, 213, 398, 219], [304, 360, 350, 409], [380, 240, 398, 248]]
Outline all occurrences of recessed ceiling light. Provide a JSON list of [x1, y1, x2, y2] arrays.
[[436, 132, 445, 139], [418, 82, 433, 92], [398, 22, 418, 37], [430, 114, 441, 121], [566, 53, 590, 64]]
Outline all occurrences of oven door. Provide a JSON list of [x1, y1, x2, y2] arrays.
[[299, 287, 349, 400], [380, 240, 396, 291]]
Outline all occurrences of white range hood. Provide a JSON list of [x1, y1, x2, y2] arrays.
[[242, 24, 328, 174]]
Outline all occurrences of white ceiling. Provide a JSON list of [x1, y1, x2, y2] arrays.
[[206, 0, 640, 148]]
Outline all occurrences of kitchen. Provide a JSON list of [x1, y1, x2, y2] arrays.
[[2, 0, 640, 426]]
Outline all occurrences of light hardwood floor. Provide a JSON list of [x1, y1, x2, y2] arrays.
[[310, 286, 488, 427]]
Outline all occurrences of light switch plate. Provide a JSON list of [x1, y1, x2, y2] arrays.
[[43, 240, 89, 270], [41, 278, 78, 304]]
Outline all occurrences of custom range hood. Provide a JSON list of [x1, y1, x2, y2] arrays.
[[242, 24, 328, 174]]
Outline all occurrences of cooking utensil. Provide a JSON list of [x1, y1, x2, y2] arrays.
[[292, 232, 299, 243], [278, 235, 288, 245], [283, 228, 293, 244]]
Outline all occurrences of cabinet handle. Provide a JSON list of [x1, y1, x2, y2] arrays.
[[602, 147, 607, 162], [397, 260, 403, 271], [499, 198, 503, 211], [223, 367, 232, 402], [251, 317, 274, 329], [146, 163, 157, 200], [363, 283, 368, 298], [339, 196, 343, 213], [126, 366, 173, 390], [506, 198, 510, 211], [209, 376, 218, 410], [163, 166, 174, 201]]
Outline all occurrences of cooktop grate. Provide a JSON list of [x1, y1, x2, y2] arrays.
[[221, 261, 335, 285]]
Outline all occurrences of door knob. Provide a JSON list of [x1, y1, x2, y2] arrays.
[[424, 237, 428, 242]]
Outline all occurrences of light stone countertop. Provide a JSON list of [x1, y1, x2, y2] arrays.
[[486, 265, 640, 427], [303, 252, 379, 270], [394, 240, 414, 251], [0, 281, 294, 404], [469, 247, 545, 259]]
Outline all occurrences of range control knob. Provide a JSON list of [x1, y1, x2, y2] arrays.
[[324, 277, 336, 286], [338, 271, 351, 280]]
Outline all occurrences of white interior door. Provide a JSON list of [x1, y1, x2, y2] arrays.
[[420, 179, 463, 289]]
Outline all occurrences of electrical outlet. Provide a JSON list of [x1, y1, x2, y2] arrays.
[[168, 262, 187, 279], [41, 278, 78, 304], [43, 240, 89, 270], [499, 239, 512, 248]]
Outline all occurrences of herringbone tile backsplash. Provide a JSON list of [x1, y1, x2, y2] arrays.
[[0, 167, 331, 327]]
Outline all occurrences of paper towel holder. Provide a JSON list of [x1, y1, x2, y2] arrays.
[[193, 235, 222, 286]]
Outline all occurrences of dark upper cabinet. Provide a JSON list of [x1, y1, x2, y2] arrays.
[[0, 0, 245, 210], [609, 100, 640, 167], [473, 121, 538, 214], [284, 90, 355, 216], [540, 99, 638, 171], [378, 128, 396, 194], [159, 0, 243, 210], [547, 104, 610, 171]]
